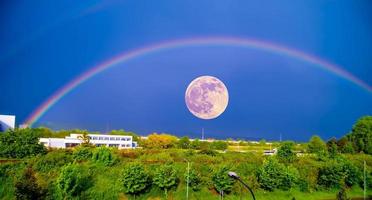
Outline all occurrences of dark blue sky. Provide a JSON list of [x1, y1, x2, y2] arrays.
[[0, 0, 371, 141]]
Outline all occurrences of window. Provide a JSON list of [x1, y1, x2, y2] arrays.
[[121, 138, 126, 141], [99, 137, 103, 140]]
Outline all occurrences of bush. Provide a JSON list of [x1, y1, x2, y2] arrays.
[[56, 163, 91, 197], [91, 147, 116, 166], [184, 168, 202, 191], [0, 128, 46, 158], [121, 163, 150, 195], [14, 167, 45, 200], [256, 157, 298, 191], [153, 164, 178, 197], [198, 149, 218, 156], [73, 146, 93, 161], [212, 166, 235, 194], [277, 141, 296, 163], [318, 161, 345, 189]]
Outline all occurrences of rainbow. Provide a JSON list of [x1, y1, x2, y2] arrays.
[[25, 37, 372, 126]]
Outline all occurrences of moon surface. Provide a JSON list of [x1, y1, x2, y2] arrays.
[[185, 76, 229, 119]]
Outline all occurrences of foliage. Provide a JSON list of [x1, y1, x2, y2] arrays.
[[142, 133, 178, 149], [0, 128, 46, 158], [33, 149, 73, 172], [14, 166, 45, 200], [120, 163, 150, 195], [327, 137, 339, 158], [91, 147, 116, 166], [348, 116, 372, 154], [153, 164, 178, 197], [277, 141, 296, 163], [318, 160, 345, 189], [177, 136, 191, 149], [198, 149, 218, 156], [257, 157, 298, 191], [212, 166, 235, 194], [56, 163, 91, 197], [308, 135, 328, 159], [184, 168, 203, 191], [73, 146, 93, 161], [210, 141, 228, 151]]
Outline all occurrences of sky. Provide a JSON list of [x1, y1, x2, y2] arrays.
[[0, 0, 371, 141]]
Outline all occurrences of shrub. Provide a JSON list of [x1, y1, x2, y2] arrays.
[[91, 147, 116, 166], [14, 167, 45, 200], [56, 163, 91, 197], [121, 163, 150, 195], [318, 161, 345, 189], [257, 157, 298, 191], [277, 141, 296, 163], [212, 166, 235, 194], [153, 164, 178, 197], [73, 146, 93, 161], [198, 149, 218, 156], [184, 168, 202, 191]]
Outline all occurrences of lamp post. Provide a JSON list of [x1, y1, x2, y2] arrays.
[[228, 172, 256, 200]]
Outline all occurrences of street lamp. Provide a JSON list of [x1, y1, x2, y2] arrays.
[[228, 171, 256, 200]]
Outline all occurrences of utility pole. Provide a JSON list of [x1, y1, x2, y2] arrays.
[[364, 160, 366, 200], [280, 133, 282, 142], [186, 161, 190, 200]]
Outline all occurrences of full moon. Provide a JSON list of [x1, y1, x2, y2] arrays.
[[185, 76, 229, 119]]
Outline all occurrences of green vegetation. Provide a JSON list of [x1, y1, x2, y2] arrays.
[[0, 116, 371, 199]]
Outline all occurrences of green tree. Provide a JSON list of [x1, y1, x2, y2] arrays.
[[277, 141, 296, 163], [0, 128, 46, 158], [349, 116, 372, 154], [212, 166, 235, 194], [177, 136, 191, 149], [14, 167, 45, 200], [121, 164, 150, 196], [308, 135, 328, 159], [77, 131, 92, 147], [56, 163, 91, 198], [341, 142, 355, 154], [184, 168, 202, 191], [153, 164, 178, 198], [327, 138, 339, 158], [91, 147, 116, 166]]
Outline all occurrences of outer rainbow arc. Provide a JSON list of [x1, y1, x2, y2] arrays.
[[25, 37, 372, 126]]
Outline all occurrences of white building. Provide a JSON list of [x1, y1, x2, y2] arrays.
[[0, 115, 15, 132], [40, 133, 137, 149]]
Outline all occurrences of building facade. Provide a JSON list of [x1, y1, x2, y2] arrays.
[[40, 133, 137, 149], [0, 115, 15, 132]]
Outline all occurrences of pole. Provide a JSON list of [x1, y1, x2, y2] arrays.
[[237, 178, 256, 200], [228, 172, 256, 200], [364, 160, 366, 200], [186, 161, 189, 200]]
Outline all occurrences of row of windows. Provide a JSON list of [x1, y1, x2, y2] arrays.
[[88, 136, 131, 141]]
